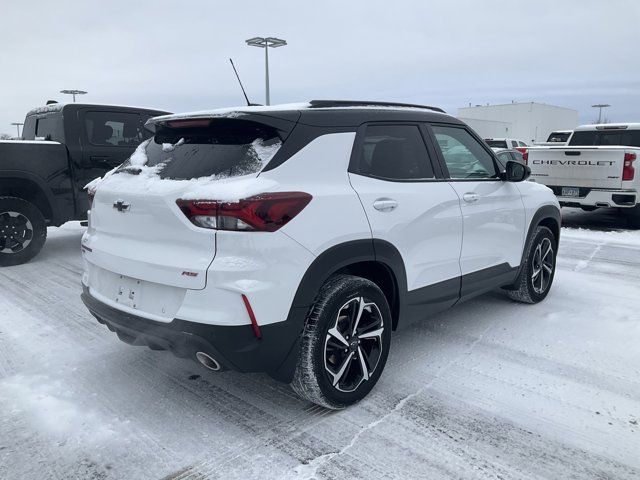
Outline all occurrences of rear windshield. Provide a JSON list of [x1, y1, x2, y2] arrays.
[[569, 129, 640, 148], [547, 132, 571, 143], [485, 139, 507, 148], [123, 119, 283, 180]]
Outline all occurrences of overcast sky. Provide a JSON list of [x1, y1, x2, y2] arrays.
[[1, 0, 638, 135]]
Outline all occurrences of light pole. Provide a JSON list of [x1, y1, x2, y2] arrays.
[[245, 37, 287, 105], [591, 103, 610, 124], [10, 122, 24, 138], [60, 89, 87, 102]]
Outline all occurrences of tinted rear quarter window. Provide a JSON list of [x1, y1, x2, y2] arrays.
[[353, 124, 434, 180]]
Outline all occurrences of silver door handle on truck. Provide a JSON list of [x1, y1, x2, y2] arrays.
[[373, 199, 398, 212]]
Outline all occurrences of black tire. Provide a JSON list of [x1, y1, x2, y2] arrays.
[[0, 197, 47, 267], [507, 226, 557, 304], [291, 274, 392, 409], [625, 205, 640, 229]]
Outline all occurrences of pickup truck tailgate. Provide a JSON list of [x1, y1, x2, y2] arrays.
[[528, 147, 627, 189]]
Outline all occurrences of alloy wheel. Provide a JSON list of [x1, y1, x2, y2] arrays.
[[531, 237, 554, 294], [324, 296, 385, 393], [0, 211, 34, 254]]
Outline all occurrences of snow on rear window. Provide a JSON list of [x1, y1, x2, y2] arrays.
[[121, 121, 282, 180]]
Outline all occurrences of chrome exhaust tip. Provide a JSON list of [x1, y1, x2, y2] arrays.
[[195, 351, 222, 371]]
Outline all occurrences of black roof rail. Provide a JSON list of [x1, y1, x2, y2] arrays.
[[308, 99, 445, 113]]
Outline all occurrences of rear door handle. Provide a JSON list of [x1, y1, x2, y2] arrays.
[[373, 198, 398, 212], [462, 192, 479, 203]]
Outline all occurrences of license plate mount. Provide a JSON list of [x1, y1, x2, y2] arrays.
[[116, 276, 141, 308], [561, 187, 580, 197]]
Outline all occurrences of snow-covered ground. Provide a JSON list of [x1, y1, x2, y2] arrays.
[[1, 210, 639, 479]]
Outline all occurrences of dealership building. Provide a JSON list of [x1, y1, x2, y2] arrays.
[[457, 101, 578, 144]]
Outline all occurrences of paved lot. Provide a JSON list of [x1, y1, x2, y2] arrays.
[[1, 209, 639, 479]]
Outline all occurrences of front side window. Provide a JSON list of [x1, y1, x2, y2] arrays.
[[354, 125, 434, 180], [433, 126, 498, 179], [85, 111, 149, 146]]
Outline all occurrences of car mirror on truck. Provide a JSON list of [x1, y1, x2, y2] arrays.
[[505, 160, 531, 182]]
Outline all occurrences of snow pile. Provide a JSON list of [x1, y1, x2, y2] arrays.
[[562, 227, 640, 247], [162, 137, 185, 152], [0, 374, 127, 443], [129, 138, 152, 166]]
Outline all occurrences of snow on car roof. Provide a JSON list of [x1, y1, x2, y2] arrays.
[[149, 103, 312, 125], [148, 101, 446, 125]]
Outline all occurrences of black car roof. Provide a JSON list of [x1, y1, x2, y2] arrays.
[[149, 100, 460, 129], [27, 103, 170, 117]]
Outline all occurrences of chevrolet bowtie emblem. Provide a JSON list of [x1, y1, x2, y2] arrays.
[[113, 200, 131, 212]]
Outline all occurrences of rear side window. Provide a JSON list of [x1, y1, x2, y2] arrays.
[[85, 111, 150, 146], [511, 140, 518, 148], [485, 139, 508, 148], [353, 125, 434, 180], [433, 126, 498, 179], [35, 115, 64, 142], [139, 119, 283, 180], [547, 132, 571, 143], [569, 129, 640, 148]]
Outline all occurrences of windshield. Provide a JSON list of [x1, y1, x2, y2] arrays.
[[568, 129, 640, 148], [485, 139, 507, 148], [118, 119, 282, 180]]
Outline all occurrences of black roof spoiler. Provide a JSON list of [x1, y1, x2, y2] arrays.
[[308, 99, 445, 114]]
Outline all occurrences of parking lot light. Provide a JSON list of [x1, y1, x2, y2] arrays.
[[245, 37, 287, 106]]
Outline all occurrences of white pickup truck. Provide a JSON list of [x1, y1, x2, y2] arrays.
[[526, 123, 639, 225]]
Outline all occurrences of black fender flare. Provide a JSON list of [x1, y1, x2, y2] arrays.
[[271, 238, 407, 382], [506, 204, 561, 289], [0, 170, 58, 223]]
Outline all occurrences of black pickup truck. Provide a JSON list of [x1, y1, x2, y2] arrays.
[[0, 102, 169, 266]]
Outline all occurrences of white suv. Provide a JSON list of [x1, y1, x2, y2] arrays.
[[81, 100, 561, 409]]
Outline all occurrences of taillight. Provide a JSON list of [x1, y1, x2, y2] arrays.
[[515, 147, 527, 155], [177, 192, 312, 232], [623, 152, 636, 181], [522, 150, 529, 165]]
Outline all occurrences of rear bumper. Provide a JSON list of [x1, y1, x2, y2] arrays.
[[81, 286, 305, 382], [550, 187, 637, 208]]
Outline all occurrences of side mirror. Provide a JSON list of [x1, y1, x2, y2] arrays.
[[504, 160, 531, 182]]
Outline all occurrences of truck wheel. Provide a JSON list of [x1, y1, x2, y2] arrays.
[[625, 205, 640, 229], [291, 275, 392, 409], [507, 226, 557, 304], [0, 197, 47, 267]]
